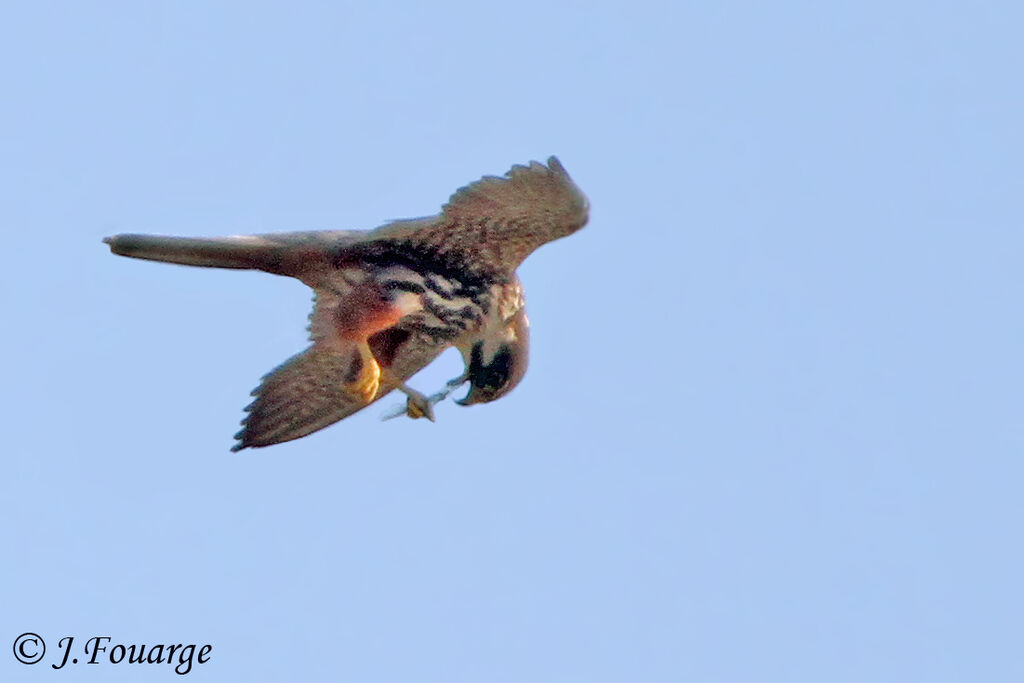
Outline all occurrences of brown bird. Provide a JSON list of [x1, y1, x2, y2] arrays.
[[104, 157, 589, 450]]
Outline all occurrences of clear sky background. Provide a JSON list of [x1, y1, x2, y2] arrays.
[[2, 2, 1021, 681]]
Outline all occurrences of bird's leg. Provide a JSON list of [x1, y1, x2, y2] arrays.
[[342, 341, 382, 403], [381, 374, 470, 421], [334, 282, 422, 404]]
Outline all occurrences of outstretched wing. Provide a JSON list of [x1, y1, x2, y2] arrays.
[[233, 329, 448, 450], [104, 158, 587, 279], [103, 223, 431, 287], [104, 230, 359, 270], [442, 156, 588, 228], [233, 346, 361, 450], [399, 156, 590, 273]]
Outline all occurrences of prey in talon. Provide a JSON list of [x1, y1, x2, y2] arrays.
[[103, 157, 589, 450]]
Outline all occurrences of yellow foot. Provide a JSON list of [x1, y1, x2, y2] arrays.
[[343, 342, 381, 403]]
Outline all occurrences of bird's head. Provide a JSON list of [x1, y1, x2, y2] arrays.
[[457, 308, 530, 406]]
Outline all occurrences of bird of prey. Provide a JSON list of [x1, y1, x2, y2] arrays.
[[104, 157, 589, 450]]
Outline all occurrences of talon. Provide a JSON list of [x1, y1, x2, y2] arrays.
[[446, 373, 469, 389], [428, 374, 468, 405]]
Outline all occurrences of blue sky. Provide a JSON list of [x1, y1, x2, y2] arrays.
[[2, 1, 1022, 681]]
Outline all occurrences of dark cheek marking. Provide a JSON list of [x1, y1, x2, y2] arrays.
[[468, 344, 515, 394], [467, 342, 484, 375]]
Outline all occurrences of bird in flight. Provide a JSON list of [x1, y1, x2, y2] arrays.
[[104, 157, 589, 450]]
